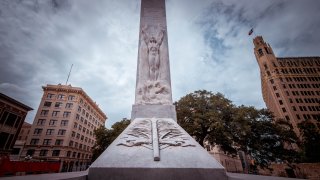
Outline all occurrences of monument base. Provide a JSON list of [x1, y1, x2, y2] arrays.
[[88, 118, 227, 180], [131, 104, 177, 121]]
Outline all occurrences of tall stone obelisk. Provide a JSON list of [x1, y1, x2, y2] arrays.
[[88, 0, 227, 179], [131, 0, 177, 120]]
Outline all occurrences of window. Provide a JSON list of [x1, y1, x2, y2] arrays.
[[30, 139, 39, 145], [74, 122, 78, 129], [26, 149, 35, 156], [34, 128, 42, 135], [68, 95, 75, 101], [52, 111, 60, 117], [55, 102, 63, 108], [76, 133, 80, 139], [47, 93, 54, 99], [270, 79, 274, 84], [61, 120, 68, 126], [258, 49, 263, 56], [44, 101, 52, 107], [75, 142, 78, 148], [43, 139, 51, 145], [57, 94, 65, 100], [282, 108, 286, 113], [39, 149, 48, 156], [78, 106, 81, 112], [58, 129, 66, 135], [71, 131, 75, 137], [276, 93, 280, 98], [76, 114, 80, 120], [80, 99, 83, 104], [279, 100, 283, 105], [67, 151, 71, 157], [63, 111, 71, 118], [292, 106, 297, 111], [49, 119, 57, 126], [69, 141, 74, 147], [72, 152, 76, 158], [46, 129, 54, 135], [40, 110, 49, 116], [55, 139, 63, 146], [273, 86, 277, 91], [37, 119, 46, 126], [65, 103, 73, 109], [296, 114, 301, 120]]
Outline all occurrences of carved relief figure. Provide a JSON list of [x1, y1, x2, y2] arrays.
[[141, 25, 165, 81], [136, 25, 172, 105]]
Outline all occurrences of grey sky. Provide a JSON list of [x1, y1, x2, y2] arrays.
[[0, 0, 319, 127]]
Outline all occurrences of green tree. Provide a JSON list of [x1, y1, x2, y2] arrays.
[[298, 121, 320, 162], [174, 90, 234, 148], [92, 118, 130, 161], [234, 107, 299, 169], [175, 90, 299, 169]]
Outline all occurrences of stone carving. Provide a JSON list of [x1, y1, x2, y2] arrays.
[[141, 25, 165, 81], [136, 24, 172, 105], [117, 118, 195, 161], [157, 119, 195, 150], [117, 119, 152, 149], [136, 80, 171, 105]]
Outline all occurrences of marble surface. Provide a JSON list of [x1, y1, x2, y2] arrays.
[[88, 118, 227, 180], [135, 0, 173, 105], [131, 104, 177, 121]]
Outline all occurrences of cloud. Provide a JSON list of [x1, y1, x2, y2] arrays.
[[0, 0, 319, 127]]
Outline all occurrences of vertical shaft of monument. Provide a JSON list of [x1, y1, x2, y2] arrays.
[[152, 119, 160, 161], [135, 0, 173, 104]]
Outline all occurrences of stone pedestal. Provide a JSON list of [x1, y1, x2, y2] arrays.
[[88, 118, 227, 180]]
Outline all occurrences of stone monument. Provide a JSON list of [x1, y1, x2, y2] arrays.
[[88, 0, 227, 179]]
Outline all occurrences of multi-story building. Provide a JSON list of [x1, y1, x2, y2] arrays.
[[22, 84, 107, 172], [253, 36, 320, 136], [10, 122, 32, 160], [0, 93, 33, 156]]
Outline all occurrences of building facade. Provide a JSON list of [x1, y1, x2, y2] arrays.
[[0, 93, 33, 156], [22, 84, 107, 172], [253, 36, 320, 136], [10, 122, 32, 160], [206, 144, 244, 173]]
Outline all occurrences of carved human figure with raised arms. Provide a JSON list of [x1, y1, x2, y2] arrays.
[[141, 25, 165, 81]]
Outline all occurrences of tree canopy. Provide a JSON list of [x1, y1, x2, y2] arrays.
[[298, 121, 320, 163], [92, 118, 130, 161], [175, 90, 299, 169]]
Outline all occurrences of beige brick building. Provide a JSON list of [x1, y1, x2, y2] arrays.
[[253, 36, 320, 136], [22, 84, 107, 172]]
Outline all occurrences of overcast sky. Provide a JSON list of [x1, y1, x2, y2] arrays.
[[1, 0, 319, 128]]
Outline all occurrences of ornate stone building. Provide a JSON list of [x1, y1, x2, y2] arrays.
[[253, 36, 320, 136], [0, 93, 33, 156], [22, 84, 107, 172]]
